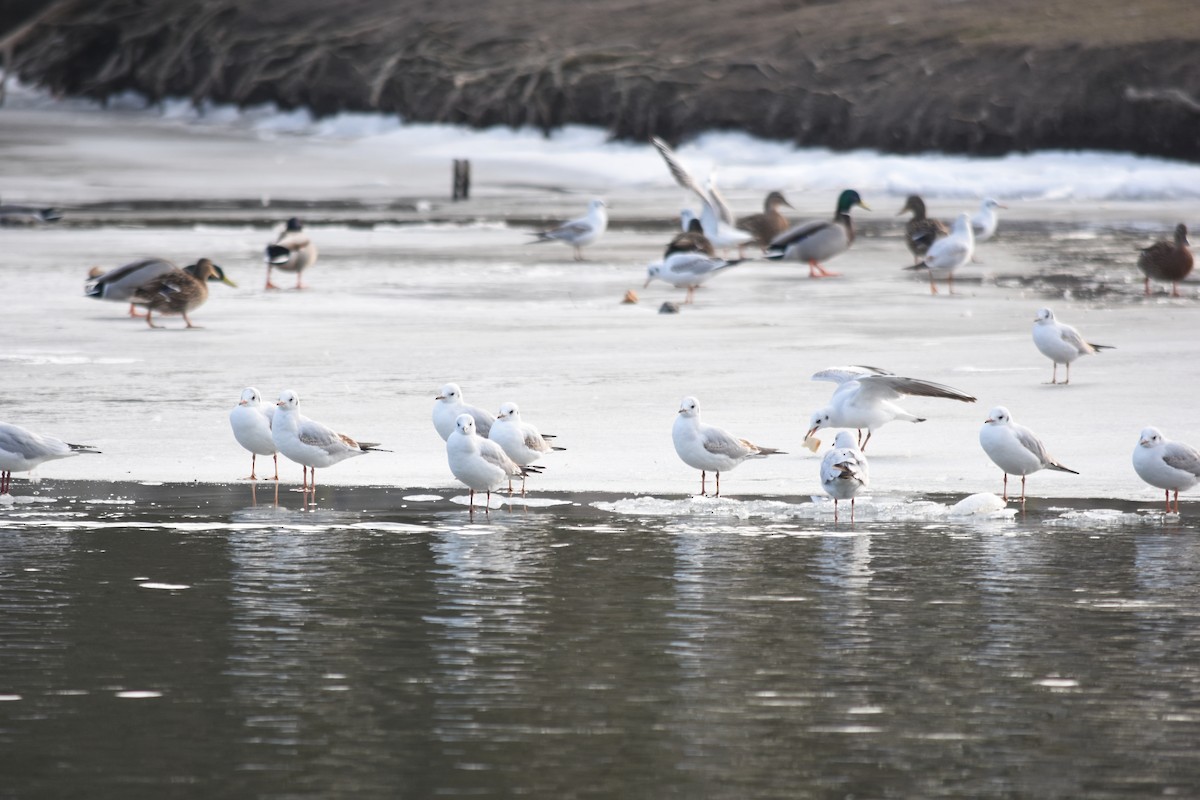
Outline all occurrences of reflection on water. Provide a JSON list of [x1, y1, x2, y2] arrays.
[[2, 482, 1200, 797]]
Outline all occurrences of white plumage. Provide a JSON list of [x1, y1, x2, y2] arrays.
[[432, 383, 495, 441], [979, 406, 1078, 502], [671, 396, 783, 497], [530, 199, 608, 260], [0, 422, 99, 495], [914, 212, 975, 294], [448, 413, 540, 510], [271, 390, 382, 491], [1032, 307, 1112, 385], [1132, 427, 1200, 513], [971, 198, 1006, 242], [229, 387, 277, 480], [820, 430, 869, 522], [488, 402, 563, 495]]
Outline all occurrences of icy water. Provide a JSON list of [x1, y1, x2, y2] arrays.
[[3, 482, 1200, 798]]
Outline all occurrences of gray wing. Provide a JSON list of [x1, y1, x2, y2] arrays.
[[706, 179, 735, 226], [769, 219, 830, 248], [522, 427, 551, 453], [1163, 442, 1200, 477], [667, 254, 725, 276], [925, 238, 971, 267], [701, 426, 754, 459], [544, 219, 592, 240], [1012, 425, 1060, 467], [812, 366, 893, 385], [297, 417, 352, 452], [651, 137, 707, 202], [0, 424, 67, 459], [1058, 324, 1093, 354], [479, 439, 520, 474], [855, 375, 976, 403]]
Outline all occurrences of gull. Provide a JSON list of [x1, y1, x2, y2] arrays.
[[271, 390, 384, 492], [1032, 308, 1114, 384], [1133, 427, 1200, 513], [821, 431, 869, 522], [650, 137, 752, 255], [529, 199, 608, 260], [979, 406, 1078, 502], [0, 202, 62, 226], [0, 422, 99, 495], [644, 251, 741, 304], [907, 212, 974, 294], [433, 383, 494, 441], [1137, 223, 1192, 297], [766, 189, 869, 277], [806, 366, 976, 450], [970, 198, 1007, 242], [672, 396, 784, 497], [448, 413, 543, 512], [487, 402, 565, 495], [897, 194, 948, 265], [265, 217, 318, 290], [229, 387, 277, 481]]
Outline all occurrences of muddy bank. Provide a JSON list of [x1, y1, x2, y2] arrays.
[[2, 0, 1198, 160]]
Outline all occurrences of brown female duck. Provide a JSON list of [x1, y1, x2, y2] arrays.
[[898, 195, 948, 264], [736, 191, 793, 249], [130, 258, 236, 328], [1137, 223, 1192, 297]]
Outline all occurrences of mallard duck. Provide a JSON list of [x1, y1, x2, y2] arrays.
[[0, 202, 62, 226], [897, 195, 948, 264], [971, 198, 1007, 242], [665, 213, 715, 258], [906, 212, 974, 294], [529, 199, 608, 261], [265, 217, 318, 289], [87, 257, 180, 317], [766, 189, 869, 277], [737, 191, 793, 249], [1137, 223, 1192, 297], [0, 422, 99, 495], [651, 137, 753, 254], [130, 258, 236, 328]]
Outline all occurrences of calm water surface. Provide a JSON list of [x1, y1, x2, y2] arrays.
[[2, 482, 1200, 798]]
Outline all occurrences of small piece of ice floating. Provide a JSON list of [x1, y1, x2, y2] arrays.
[[908, 212, 974, 294], [970, 198, 1007, 243], [271, 390, 384, 493], [0, 422, 99, 495], [1132, 426, 1200, 513], [229, 387, 277, 481], [979, 406, 1078, 503], [448, 414, 542, 512], [265, 217, 318, 290], [806, 365, 976, 451], [432, 383, 495, 441], [672, 396, 784, 497], [529, 199, 607, 261], [1032, 308, 1113, 385], [821, 431, 868, 522], [488, 402, 565, 495]]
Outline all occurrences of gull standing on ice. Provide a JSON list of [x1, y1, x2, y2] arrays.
[[821, 430, 869, 522], [970, 198, 1007, 243], [433, 383, 495, 441], [908, 212, 974, 294], [1132, 427, 1200, 513], [672, 396, 784, 497], [265, 217, 318, 290], [488, 402, 565, 495], [650, 137, 753, 255], [1032, 308, 1114, 385], [0, 422, 99, 495], [448, 414, 542, 512], [1137, 223, 1193, 297], [272, 390, 384, 492], [644, 251, 741, 304], [979, 406, 1078, 503], [229, 387, 277, 480], [766, 189, 869, 277], [530, 199, 608, 261], [806, 366, 977, 450]]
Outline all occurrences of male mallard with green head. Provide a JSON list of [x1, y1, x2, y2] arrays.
[[737, 191, 793, 250], [131, 258, 236, 328], [897, 195, 948, 265], [766, 189, 869, 277], [1137, 223, 1192, 297]]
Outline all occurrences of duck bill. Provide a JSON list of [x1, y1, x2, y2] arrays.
[[858, 201, 872, 211]]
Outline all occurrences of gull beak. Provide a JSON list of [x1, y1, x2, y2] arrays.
[[998, 203, 1009, 209], [1139, 438, 1150, 446], [643, 277, 652, 288], [678, 408, 686, 415], [805, 425, 819, 439], [984, 417, 994, 424], [435, 395, 445, 401], [238, 400, 248, 406]]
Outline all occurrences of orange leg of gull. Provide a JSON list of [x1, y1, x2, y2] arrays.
[[699, 470, 707, 496], [851, 497, 856, 523], [295, 272, 305, 290], [1002, 473, 1009, 501], [928, 272, 939, 295], [272, 454, 279, 481], [715, 471, 722, 498], [1020, 475, 1027, 503], [243, 453, 259, 481], [859, 431, 873, 452], [833, 498, 839, 523], [948, 272, 956, 295]]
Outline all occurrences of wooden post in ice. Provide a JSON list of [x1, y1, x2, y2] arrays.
[[452, 159, 471, 201]]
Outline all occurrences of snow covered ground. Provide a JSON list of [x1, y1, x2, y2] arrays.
[[1, 87, 1197, 504]]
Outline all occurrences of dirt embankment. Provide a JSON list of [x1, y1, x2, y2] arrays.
[[2, 0, 1198, 160]]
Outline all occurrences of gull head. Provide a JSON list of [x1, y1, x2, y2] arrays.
[[982, 198, 1007, 211], [984, 406, 1011, 425], [677, 396, 701, 418], [277, 390, 300, 411], [1138, 427, 1164, 448], [806, 409, 831, 438], [589, 199, 607, 212], [455, 413, 476, 437], [832, 431, 857, 450], [1035, 308, 1055, 324], [644, 263, 663, 287], [436, 383, 461, 403], [497, 402, 520, 420], [239, 387, 262, 406]]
